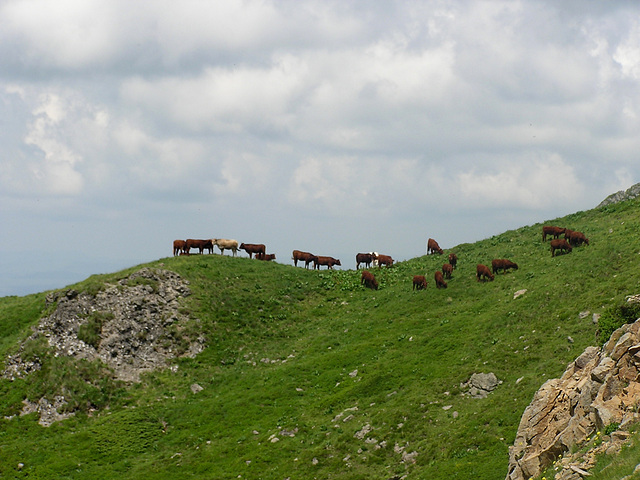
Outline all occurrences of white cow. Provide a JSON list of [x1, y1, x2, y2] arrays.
[[211, 238, 239, 256]]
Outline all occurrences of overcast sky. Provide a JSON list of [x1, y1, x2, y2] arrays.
[[1, 0, 639, 297]]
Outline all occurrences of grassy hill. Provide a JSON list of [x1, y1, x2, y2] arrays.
[[2, 197, 640, 479]]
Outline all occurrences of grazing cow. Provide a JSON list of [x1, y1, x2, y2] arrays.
[[434, 270, 448, 289], [292, 250, 317, 269], [356, 253, 374, 269], [550, 238, 572, 257], [361, 270, 378, 290], [212, 238, 239, 256], [491, 259, 519, 275], [542, 226, 566, 242], [314, 256, 341, 270], [565, 230, 589, 247], [173, 240, 186, 256], [375, 254, 394, 267], [412, 275, 428, 290], [185, 239, 214, 254], [442, 263, 453, 279], [476, 264, 495, 282], [448, 253, 458, 269], [256, 253, 276, 261], [427, 238, 444, 255], [240, 243, 266, 258]]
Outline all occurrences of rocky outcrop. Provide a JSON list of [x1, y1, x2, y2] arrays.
[[506, 318, 640, 480], [597, 183, 640, 208], [4, 267, 204, 384]]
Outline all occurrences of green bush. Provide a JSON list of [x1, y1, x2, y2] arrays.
[[597, 302, 640, 346], [77, 311, 114, 348]]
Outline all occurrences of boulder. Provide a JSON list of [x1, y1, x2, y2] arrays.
[[506, 317, 640, 480]]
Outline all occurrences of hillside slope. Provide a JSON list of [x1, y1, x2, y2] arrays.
[[1, 197, 640, 479]]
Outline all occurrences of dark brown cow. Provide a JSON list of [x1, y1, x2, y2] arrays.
[[427, 238, 443, 255], [173, 239, 186, 256], [375, 254, 394, 267], [185, 239, 214, 254], [448, 253, 458, 269], [240, 243, 266, 258], [476, 264, 495, 282], [434, 270, 448, 288], [565, 229, 589, 246], [542, 226, 566, 241], [361, 270, 378, 290], [442, 263, 453, 279], [356, 253, 374, 269], [491, 259, 519, 274], [256, 253, 276, 261], [292, 250, 317, 268], [314, 256, 341, 270], [412, 275, 428, 290], [550, 238, 572, 256]]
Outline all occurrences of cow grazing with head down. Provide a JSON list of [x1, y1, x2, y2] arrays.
[[434, 270, 448, 289], [185, 239, 214, 254], [542, 226, 566, 241], [427, 238, 444, 255], [212, 238, 239, 256], [412, 275, 428, 290], [256, 253, 276, 261], [314, 256, 341, 270], [173, 240, 186, 256], [565, 229, 589, 247], [448, 253, 458, 269], [442, 263, 453, 279], [292, 250, 317, 269], [356, 253, 374, 270], [361, 270, 378, 290], [374, 254, 394, 267], [240, 243, 266, 258], [476, 264, 495, 282], [550, 238, 572, 257], [491, 259, 519, 275]]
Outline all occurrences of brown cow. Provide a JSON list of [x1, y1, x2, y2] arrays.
[[256, 253, 276, 261], [292, 250, 317, 268], [374, 254, 394, 267], [240, 243, 266, 258], [173, 239, 186, 256], [442, 263, 453, 279], [491, 259, 519, 274], [434, 270, 448, 288], [356, 253, 374, 269], [427, 238, 443, 255], [550, 238, 572, 256], [448, 253, 458, 269], [314, 256, 341, 270], [185, 239, 214, 254], [361, 270, 378, 290], [542, 226, 566, 241], [565, 229, 589, 246], [412, 275, 428, 290], [476, 264, 495, 282]]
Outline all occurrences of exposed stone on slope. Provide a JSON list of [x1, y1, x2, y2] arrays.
[[506, 318, 640, 480], [4, 267, 204, 384], [597, 183, 640, 208]]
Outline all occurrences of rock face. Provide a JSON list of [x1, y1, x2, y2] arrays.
[[4, 267, 204, 384], [506, 318, 640, 480], [597, 182, 640, 208]]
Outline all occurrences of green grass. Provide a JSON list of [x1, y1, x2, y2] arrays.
[[2, 198, 640, 478]]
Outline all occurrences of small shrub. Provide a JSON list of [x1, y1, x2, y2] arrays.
[[597, 302, 640, 346], [77, 311, 114, 348]]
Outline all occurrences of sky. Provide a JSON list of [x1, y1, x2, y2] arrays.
[[1, 0, 640, 297]]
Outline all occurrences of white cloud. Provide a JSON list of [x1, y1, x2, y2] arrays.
[[456, 154, 584, 209]]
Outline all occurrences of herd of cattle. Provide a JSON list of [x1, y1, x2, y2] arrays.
[[172, 224, 589, 291]]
